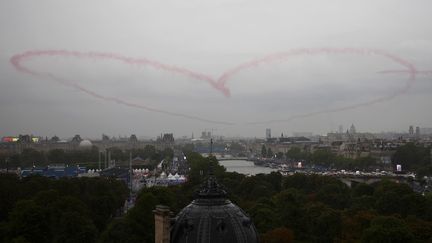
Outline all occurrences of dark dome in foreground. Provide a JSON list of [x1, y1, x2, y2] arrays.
[[171, 172, 259, 243]]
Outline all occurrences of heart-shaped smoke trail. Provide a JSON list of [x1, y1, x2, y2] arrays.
[[10, 48, 425, 125]]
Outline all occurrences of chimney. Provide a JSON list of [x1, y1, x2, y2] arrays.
[[154, 205, 171, 243]]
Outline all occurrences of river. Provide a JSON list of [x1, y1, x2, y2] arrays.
[[218, 160, 277, 175]]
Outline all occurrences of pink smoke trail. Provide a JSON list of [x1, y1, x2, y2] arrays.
[[10, 48, 423, 125], [10, 51, 234, 125], [214, 48, 419, 124], [217, 48, 416, 89], [378, 70, 432, 75], [10, 50, 230, 97]]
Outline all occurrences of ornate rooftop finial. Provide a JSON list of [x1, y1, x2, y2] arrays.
[[196, 173, 227, 200], [210, 138, 213, 155], [195, 158, 227, 203]]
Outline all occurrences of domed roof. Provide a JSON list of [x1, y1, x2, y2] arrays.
[[171, 167, 258, 243], [79, 139, 92, 147]]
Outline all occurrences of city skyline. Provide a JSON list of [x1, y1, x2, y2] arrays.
[[2, 123, 431, 141]]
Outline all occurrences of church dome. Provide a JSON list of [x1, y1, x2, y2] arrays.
[[171, 171, 258, 243]]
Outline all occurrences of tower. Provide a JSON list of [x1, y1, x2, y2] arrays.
[[266, 128, 271, 139], [409, 125, 414, 135], [349, 124, 356, 134]]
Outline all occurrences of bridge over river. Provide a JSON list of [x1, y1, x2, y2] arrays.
[[215, 158, 423, 192], [334, 174, 416, 188], [216, 157, 250, 161]]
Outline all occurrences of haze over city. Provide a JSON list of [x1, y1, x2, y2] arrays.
[[1, 0, 431, 138]]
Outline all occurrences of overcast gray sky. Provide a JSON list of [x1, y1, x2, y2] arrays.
[[1, 0, 431, 139]]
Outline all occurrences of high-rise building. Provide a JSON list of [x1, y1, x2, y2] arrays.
[[200, 131, 212, 139], [102, 134, 110, 142], [266, 128, 271, 139], [349, 124, 356, 134], [409, 125, 414, 135], [416, 126, 420, 137]]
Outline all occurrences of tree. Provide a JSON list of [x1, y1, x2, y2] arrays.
[[352, 183, 374, 198], [0, 175, 128, 242], [107, 147, 125, 162], [48, 149, 66, 163], [263, 172, 282, 192], [20, 148, 47, 167], [0, 174, 20, 221], [286, 147, 308, 161], [143, 145, 157, 160], [261, 227, 294, 243], [416, 165, 432, 179], [311, 149, 335, 166], [373, 180, 418, 217], [261, 145, 267, 158], [267, 148, 274, 158], [123, 191, 166, 242], [273, 189, 306, 233], [392, 143, 431, 171], [283, 173, 342, 194], [303, 203, 342, 242], [350, 196, 376, 211], [249, 200, 279, 233], [7, 200, 51, 243], [186, 153, 225, 186], [98, 219, 143, 243], [405, 216, 432, 242], [361, 216, 414, 243], [276, 152, 284, 159], [316, 183, 351, 209], [161, 147, 174, 160], [53, 211, 97, 243], [236, 176, 275, 201], [339, 210, 376, 242]]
